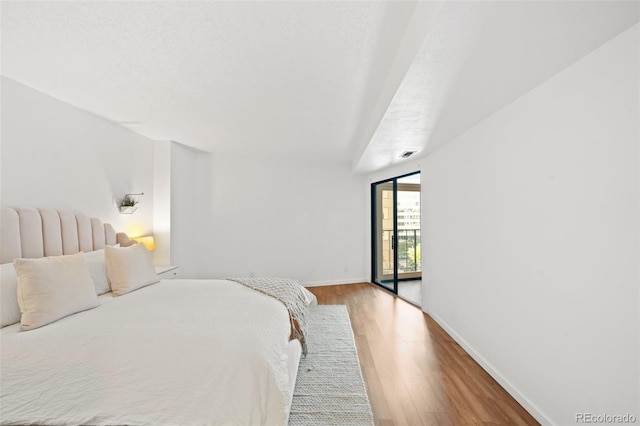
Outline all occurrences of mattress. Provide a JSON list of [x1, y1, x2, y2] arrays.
[[0, 279, 301, 425]]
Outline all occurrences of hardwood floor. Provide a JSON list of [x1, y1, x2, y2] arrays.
[[307, 283, 539, 426]]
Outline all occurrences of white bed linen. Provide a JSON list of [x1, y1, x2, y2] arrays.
[[1, 279, 297, 425]]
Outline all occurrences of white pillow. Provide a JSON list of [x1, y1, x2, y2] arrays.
[[85, 249, 111, 295], [14, 252, 99, 331], [105, 243, 159, 296], [0, 263, 21, 327]]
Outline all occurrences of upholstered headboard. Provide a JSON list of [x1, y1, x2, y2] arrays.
[[0, 207, 130, 265]]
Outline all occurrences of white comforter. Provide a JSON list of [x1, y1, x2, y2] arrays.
[[0, 279, 297, 425]]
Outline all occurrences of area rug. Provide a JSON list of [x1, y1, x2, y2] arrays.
[[289, 305, 374, 426]]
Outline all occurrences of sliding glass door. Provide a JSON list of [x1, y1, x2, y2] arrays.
[[371, 172, 421, 305]]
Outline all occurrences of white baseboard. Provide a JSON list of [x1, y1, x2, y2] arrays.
[[427, 311, 553, 426], [303, 278, 368, 287]]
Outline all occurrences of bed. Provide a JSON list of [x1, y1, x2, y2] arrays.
[[0, 207, 313, 425]]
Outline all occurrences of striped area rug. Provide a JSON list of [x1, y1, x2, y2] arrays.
[[289, 305, 374, 426]]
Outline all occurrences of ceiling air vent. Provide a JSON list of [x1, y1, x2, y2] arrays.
[[400, 151, 416, 159]]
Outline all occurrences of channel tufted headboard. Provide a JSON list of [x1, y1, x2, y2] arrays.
[[0, 207, 130, 265]]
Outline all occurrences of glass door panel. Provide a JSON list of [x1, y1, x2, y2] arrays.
[[373, 181, 395, 293], [396, 175, 421, 280]]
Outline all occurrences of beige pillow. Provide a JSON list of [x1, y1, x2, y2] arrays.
[[1, 263, 21, 327], [14, 252, 99, 331], [105, 243, 159, 296]]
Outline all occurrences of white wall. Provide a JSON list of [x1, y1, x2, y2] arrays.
[[176, 153, 368, 285], [152, 141, 172, 266], [420, 24, 638, 424], [1, 77, 155, 235], [167, 142, 214, 276]]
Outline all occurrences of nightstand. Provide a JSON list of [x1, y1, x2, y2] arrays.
[[155, 265, 180, 279]]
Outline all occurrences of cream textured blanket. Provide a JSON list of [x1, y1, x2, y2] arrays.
[[228, 277, 314, 354]]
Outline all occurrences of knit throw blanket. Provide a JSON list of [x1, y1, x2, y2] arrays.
[[227, 277, 311, 355]]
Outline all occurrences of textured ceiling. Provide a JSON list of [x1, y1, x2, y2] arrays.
[[354, 1, 640, 173], [1, 1, 432, 162], [2, 1, 638, 173]]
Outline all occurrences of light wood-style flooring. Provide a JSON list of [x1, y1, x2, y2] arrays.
[[307, 283, 539, 426]]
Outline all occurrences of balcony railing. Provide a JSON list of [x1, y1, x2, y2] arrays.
[[381, 229, 421, 275]]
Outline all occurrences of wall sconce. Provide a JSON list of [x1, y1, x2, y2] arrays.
[[118, 193, 143, 214], [132, 235, 155, 251]]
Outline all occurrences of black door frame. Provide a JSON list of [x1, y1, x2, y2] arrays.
[[371, 171, 420, 294]]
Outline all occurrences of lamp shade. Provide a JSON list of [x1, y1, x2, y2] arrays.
[[132, 236, 155, 251]]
